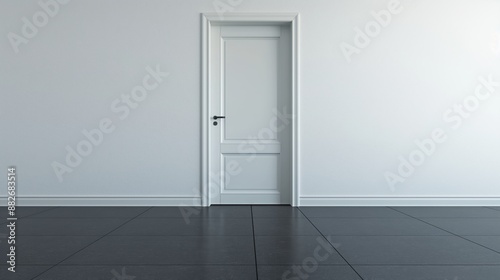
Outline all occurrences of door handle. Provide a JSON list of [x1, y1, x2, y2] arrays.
[[213, 115, 226, 120]]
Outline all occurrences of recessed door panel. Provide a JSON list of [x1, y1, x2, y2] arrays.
[[223, 155, 279, 191], [223, 39, 278, 140]]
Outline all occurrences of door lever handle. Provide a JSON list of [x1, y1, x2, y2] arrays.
[[213, 115, 226, 120]]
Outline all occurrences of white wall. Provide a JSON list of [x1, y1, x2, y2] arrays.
[[1, 0, 499, 206]]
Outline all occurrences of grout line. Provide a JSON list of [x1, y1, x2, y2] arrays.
[[11, 217, 152, 219], [297, 207, 365, 280], [12, 234, 257, 237], [0, 207, 61, 225], [2, 264, 259, 267], [6, 263, 500, 267], [306, 216, 500, 219], [29, 207, 153, 280], [18, 216, 500, 220], [485, 207, 500, 213], [250, 206, 260, 280], [388, 207, 500, 255], [16, 233, 476, 237], [7, 234, 474, 237], [347, 264, 500, 266], [4, 217, 253, 220], [15, 206, 60, 219]]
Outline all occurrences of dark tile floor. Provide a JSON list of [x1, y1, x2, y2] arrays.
[[1, 206, 500, 279]]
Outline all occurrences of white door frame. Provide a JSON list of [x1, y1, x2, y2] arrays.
[[201, 13, 300, 207]]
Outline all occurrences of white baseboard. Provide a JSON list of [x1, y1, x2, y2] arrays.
[[299, 196, 500, 206], [0, 196, 202, 206], [2, 195, 500, 207]]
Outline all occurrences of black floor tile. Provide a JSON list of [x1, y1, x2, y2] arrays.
[[0, 218, 128, 236], [255, 235, 346, 265], [139, 206, 251, 219], [32, 207, 149, 218], [0, 236, 100, 265], [111, 218, 253, 236], [258, 265, 362, 280], [393, 207, 500, 218], [252, 206, 305, 218], [300, 207, 405, 218], [310, 217, 450, 236], [34, 265, 257, 280], [3, 205, 499, 279], [330, 236, 500, 265], [0, 207, 55, 219], [0, 265, 51, 280], [253, 218, 320, 236], [354, 265, 500, 280], [62, 236, 255, 265], [422, 218, 500, 235], [464, 236, 500, 252]]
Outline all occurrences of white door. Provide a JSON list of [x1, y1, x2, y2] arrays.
[[209, 24, 292, 204]]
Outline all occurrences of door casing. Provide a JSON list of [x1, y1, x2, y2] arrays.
[[201, 13, 300, 206]]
